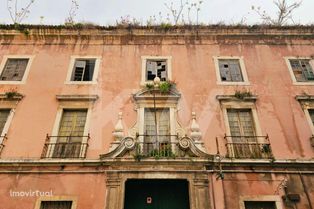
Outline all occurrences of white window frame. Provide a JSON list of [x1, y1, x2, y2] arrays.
[[141, 56, 172, 85], [48, 103, 92, 158], [285, 56, 314, 85], [221, 100, 263, 145], [34, 196, 77, 209], [65, 56, 101, 84], [214, 56, 250, 85], [239, 195, 283, 209], [301, 103, 314, 134], [0, 55, 34, 84]]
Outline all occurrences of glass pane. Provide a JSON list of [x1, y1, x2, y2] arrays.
[[290, 59, 314, 82], [58, 109, 87, 142]]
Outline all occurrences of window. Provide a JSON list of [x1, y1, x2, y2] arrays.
[[66, 56, 101, 84], [308, 109, 314, 126], [144, 108, 170, 142], [52, 109, 88, 158], [141, 56, 172, 84], [0, 109, 10, 135], [214, 56, 249, 85], [0, 56, 31, 83], [244, 201, 277, 209], [289, 59, 314, 82], [146, 60, 167, 81], [40, 201, 72, 209], [71, 59, 95, 81], [219, 59, 243, 82], [227, 109, 256, 138]]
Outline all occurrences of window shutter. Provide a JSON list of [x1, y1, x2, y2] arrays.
[[0, 59, 28, 81]]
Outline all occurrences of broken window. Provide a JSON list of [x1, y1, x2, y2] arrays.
[[244, 201, 277, 209], [146, 60, 167, 81], [40, 201, 72, 209], [0, 58, 29, 81], [219, 59, 243, 82], [290, 59, 314, 82], [71, 59, 96, 81]]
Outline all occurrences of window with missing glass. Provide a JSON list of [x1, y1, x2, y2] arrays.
[[0, 58, 29, 81], [146, 60, 167, 81], [289, 59, 314, 82], [71, 59, 96, 81], [244, 201, 277, 209], [40, 201, 72, 209], [218, 59, 244, 82]]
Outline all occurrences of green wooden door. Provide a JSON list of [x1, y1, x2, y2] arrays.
[[124, 179, 190, 209]]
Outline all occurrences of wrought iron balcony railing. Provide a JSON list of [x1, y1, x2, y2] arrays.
[[41, 135, 90, 159], [0, 135, 7, 156], [225, 135, 273, 159], [135, 134, 179, 158]]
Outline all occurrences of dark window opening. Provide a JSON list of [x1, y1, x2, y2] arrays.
[[71, 59, 96, 81], [245, 201, 276, 209], [40, 201, 72, 209]]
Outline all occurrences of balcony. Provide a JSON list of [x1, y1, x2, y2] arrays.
[[225, 135, 273, 159], [41, 135, 90, 159], [135, 134, 178, 158]]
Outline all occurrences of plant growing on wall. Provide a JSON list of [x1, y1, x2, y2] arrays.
[[144, 80, 176, 93], [64, 0, 79, 26], [4, 88, 22, 99], [7, 0, 36, 24], [251, 0, 302, 25], [234, 89, 253, 100]]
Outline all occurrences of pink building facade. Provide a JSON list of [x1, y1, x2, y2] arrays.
[[0, 25, 313, 209]]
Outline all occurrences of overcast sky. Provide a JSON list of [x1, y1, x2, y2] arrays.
[[0, 0, 313, 25]]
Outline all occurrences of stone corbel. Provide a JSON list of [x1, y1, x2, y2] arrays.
[[178, 136, 212, 158]]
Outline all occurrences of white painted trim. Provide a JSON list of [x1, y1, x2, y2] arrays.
[[300, 102, 314, 134], [221, 100, 263, 138], [141, 56, 172, 85], [34, 196, 77, 209], [284, 56, 314, 85], [65, 56, 101, 84], [0, 109, 15, 144], [0, 55, 34, 84], [239, 195, 283, 209], [213, 56, 250, 85]]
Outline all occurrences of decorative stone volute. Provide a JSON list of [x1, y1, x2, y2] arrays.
[[190, 112, 202, 141], [112, 112, 124, 141]]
